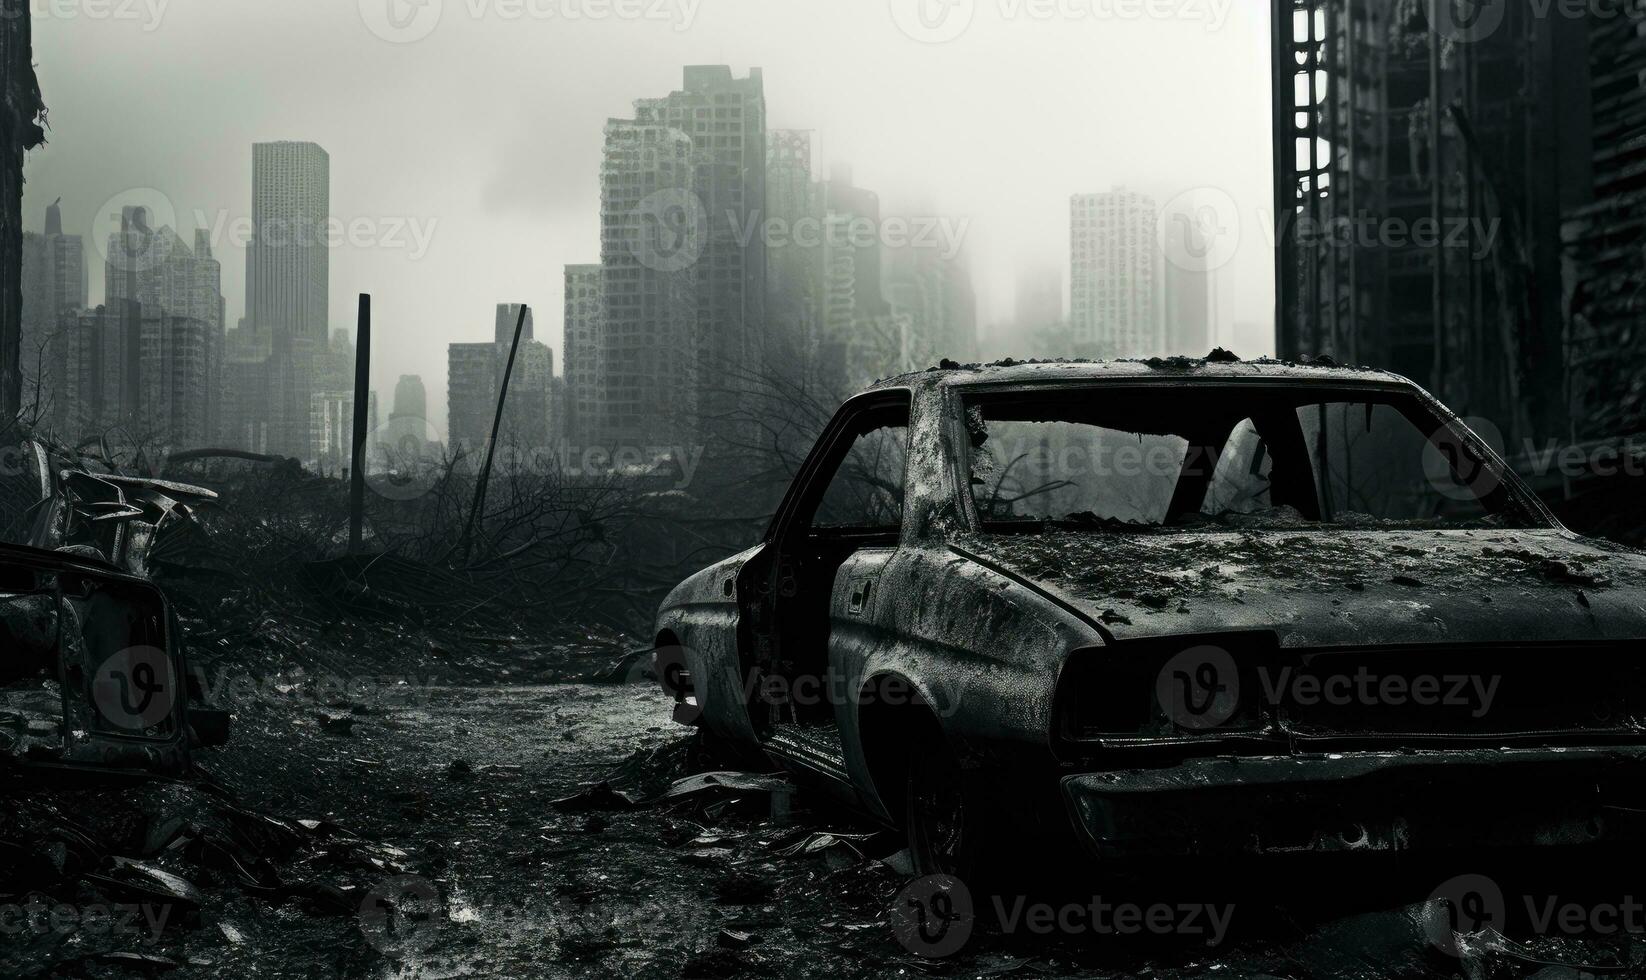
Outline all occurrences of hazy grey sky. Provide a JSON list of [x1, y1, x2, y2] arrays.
[[24, 0, 1276, 426]]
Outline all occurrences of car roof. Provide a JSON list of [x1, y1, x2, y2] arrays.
[[864, 351, 1414, 393]]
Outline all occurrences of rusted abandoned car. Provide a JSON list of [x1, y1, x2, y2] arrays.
[[655, 356, 1646, 877]]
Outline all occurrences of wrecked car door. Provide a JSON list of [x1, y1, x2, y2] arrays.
[[748, 394, 911, 781]]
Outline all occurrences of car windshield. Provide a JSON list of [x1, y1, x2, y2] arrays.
[[963, 384, 1546, 533]]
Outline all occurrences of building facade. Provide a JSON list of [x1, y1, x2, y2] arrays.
[[594, 66, 767, 449], [310, 388, 377, 476], [599, 119, 698, 446], [1070, 188, 1161, 358], [562, 264, 604, 449], [765, 130, 824, 371], [50, 307, 217, 447], [447, 304, 555, 463], [43, 199, 87, 319]]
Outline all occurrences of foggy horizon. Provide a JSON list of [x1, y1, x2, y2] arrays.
[[23, 0, 1276, 427]]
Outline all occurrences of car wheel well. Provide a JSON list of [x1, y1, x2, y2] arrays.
[[858, 682, 945, 829], [654, 628, 682, 650]]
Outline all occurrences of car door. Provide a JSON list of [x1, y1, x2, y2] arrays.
[[745, 393, 911, 736]]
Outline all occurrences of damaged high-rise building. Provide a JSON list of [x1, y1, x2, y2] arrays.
[[230, 140, 330, 456], [597, 66, 767, 450]]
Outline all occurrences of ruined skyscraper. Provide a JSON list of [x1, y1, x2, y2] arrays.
[[237, 141, 330, 455], [105, 216, 224, 340], [1070, 188, 1160, 358], [247, 141, 330, 350], [43, 198, 87, 331], [598, 66, 767, 450], [599, 119, 697, 447]]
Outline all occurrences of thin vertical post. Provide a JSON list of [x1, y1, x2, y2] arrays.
[[460, 303, 528, 564], [349, 293, 371, 552], [1428, 0, 1447, 398]]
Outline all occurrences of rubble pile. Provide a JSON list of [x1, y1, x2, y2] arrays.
[[0, 779, 413, 978]]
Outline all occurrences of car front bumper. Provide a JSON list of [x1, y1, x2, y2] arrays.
[[1062, 746, 1646, 859]]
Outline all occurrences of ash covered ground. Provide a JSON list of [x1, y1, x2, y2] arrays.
[[9, 641, 1646, 979]]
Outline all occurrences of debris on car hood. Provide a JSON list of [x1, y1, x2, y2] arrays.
[[955, 528, 1646, 647]]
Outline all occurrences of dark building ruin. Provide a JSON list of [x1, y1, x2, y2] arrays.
[[1271, 1, 1633, 440]]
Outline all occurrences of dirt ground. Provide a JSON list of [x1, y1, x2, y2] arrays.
[[11, 677, 1646, 979]]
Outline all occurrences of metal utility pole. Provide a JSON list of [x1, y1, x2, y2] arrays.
[[459, 303, 528, 564], [349, 294, 371, 552]]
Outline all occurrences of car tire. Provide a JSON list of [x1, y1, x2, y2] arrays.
[[903, 727, 988, 883]]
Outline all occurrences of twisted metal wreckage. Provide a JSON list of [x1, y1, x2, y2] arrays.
[[0, 440, 230, 781]]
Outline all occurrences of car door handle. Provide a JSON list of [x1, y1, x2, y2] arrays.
[[848, 577, 876, 617]]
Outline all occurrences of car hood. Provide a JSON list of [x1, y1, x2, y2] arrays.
[[953, 528, 1646, 648]]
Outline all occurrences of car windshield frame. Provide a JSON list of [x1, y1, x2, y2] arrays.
[[947, 377, 1556, 536]]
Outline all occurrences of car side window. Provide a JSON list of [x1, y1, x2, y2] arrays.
[[811, 423, 909, 532]]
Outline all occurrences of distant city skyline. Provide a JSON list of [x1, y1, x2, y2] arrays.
[[22, 1, 1275, 427]]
